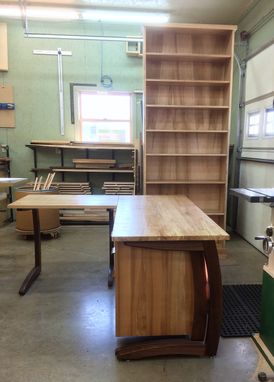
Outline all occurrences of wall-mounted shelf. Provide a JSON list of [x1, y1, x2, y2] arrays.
[[0, 144, 13, 221], [51, 167, 134, 174], [26, 142, 137, 193]]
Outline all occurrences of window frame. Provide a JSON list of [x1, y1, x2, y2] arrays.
[[246, 110, 261, 138], [74, 88, 133, 144], [263, 107, 274, 138]]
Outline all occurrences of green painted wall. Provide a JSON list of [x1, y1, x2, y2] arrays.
[[1, 5, 273, 197], [0, 19, 143, 183]]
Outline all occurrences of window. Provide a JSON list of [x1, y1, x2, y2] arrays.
[[76, 90, 132, 143], [264, 108, 274, 137], [247, 111, 260, 137]]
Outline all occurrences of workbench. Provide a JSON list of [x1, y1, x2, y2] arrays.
[[0, 177, 27, 188], [230, 188, 274, 203], [0, 177, 28, 221], [231, 187, 274, 375], [9, 194, 229, 359]]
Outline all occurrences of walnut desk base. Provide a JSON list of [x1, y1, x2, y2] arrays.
[[9, 194, 229, 360], [112, 196, 229, 360], [9, 194, 118, 295]]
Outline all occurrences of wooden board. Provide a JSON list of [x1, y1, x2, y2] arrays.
[[112, 195, 229, 241], [146, 108, 228, 131], [146, 84, 229, 107], [31, 140, 71, 145], [60, 208, 109, 222], [146, 156, 226, 182], [0, 85, 15, 128], [28, 143, 134, 151], [73, 159, 116, 164], [146, 60, 230, 81], [56, 182, 92, 195], [146, 132, 227, 154], [8, 194, 119, 210], [102, 181, 135, 195], [0, 23, 8, 71], [115, 241, 195, 336], [146, 183, 225, 213]]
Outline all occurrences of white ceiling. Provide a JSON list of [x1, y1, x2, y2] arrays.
[[0, 0, 259, 24]]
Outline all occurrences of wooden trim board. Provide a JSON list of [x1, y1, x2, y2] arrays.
[[0, 23, 8, 71], [0, 85, 15, 128]]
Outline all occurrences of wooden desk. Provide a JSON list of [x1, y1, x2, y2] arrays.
[[9, 194, 229, 360], [112, 195, 229, 360], [9, 194, 118, 295]]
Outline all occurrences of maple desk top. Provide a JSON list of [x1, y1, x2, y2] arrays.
[[9, 194, 229, 242], [8, 194, 119, 209], [112, 195, 229, 242], [0, 178, 28, 188]]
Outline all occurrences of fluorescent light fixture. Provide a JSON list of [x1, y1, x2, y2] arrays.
[[0, 6, 20, 18], [26, 33, 143, 43], [0, 5, 169, 23], [28, 7, 78, 20], [82, 9, 169, 24], [0, 6, 79, 20]]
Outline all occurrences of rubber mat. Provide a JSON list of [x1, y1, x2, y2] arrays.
[[221, 284, 262, 337]]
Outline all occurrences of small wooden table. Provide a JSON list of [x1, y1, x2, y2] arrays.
[[0, 178, 28, 221], [0, 177, 28, 188], [8, 194, 118, 295], [112, 195, 229, 360]]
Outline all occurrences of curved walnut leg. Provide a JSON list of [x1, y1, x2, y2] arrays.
[[203, 241, 223, 356], [115, 240, 222, 360]]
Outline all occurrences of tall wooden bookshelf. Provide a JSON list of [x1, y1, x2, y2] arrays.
[[143, 23, 237, 229]]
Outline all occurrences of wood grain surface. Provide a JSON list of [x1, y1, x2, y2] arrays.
[[115, 241, 195, 337], [8, 194, 119, 209], [112, 195, 229, 241]]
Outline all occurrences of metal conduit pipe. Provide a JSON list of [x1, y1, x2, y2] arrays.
[[24, 32, 143, 43], [230, 51, 246, 231]]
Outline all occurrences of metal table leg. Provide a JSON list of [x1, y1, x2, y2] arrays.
[[107, 208, 114, 288], [19, 209, 41, 295]]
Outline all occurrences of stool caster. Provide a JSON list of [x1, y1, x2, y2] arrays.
[[258, 372, 268, 381]]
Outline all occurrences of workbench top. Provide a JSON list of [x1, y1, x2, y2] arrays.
[[8, 194, 119, 209], [0, 178, 28, 188], [112, 195, 229, 241]]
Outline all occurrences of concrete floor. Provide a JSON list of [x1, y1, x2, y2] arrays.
[[0, 223, 273, 382]]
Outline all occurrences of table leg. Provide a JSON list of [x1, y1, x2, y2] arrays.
[[19, 209, 41, 295], [203, 240, 223, 356], [107, 208, 114, 288]]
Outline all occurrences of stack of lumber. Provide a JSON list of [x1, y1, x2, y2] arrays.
[[0, 156, 10, 164], [28, 182, 92, 195], [31, 140, 71, 145], [102, 182, 135, 195], [73, 159, 116, 169], [53, 182, 108, 223], [60, 209, 109, 223], [56, 182, 92, 195]]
